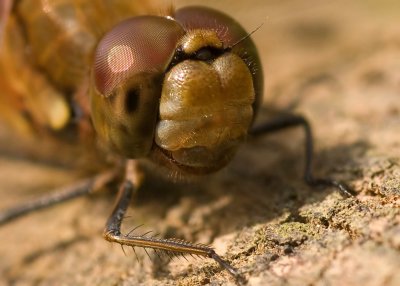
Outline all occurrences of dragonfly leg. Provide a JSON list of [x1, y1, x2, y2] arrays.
[[103, 160, 242, 280], [250, 113, 353, 197], [0, 170, 117, 226]]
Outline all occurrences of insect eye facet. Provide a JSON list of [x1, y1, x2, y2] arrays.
[[90, 16, 185, 158], [93, 16, 185, 96]]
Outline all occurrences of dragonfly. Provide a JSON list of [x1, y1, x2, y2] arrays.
[[0, 0, 351, 281]]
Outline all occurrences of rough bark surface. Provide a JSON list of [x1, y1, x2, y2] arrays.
[[0, 1, 399, 286]]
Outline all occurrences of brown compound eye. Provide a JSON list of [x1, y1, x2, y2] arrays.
[[90, 16, 185, 158], [93, 15, 185, 96]]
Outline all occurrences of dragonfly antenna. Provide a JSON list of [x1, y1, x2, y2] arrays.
[[230, 22, 264, 48]]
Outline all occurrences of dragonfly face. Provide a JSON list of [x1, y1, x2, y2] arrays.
[[91, 6, 263, 175], [0, 3, 264, 279]]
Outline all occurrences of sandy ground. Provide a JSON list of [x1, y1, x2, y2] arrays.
[[0, 0, 399, 285]]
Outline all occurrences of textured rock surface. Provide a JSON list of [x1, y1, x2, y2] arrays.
[[0, 1, 399, 285]]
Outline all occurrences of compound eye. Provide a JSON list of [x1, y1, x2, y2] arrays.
[[93, 15, 185, 96], [175, 6, 251, 48], [90, 16, 185, 158]]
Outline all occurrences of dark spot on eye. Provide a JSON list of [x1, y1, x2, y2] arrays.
[[125, 88, 140, 113]]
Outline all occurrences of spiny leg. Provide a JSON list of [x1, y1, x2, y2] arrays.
[[250, 113, 353, 197], [0, 170, 117, 226], [103, 160, 241, 279]]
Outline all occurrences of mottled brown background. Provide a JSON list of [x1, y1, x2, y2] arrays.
[[0, 0, 399, 285]]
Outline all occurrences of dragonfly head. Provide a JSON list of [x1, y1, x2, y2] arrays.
[[90, 6, 263, 175]]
